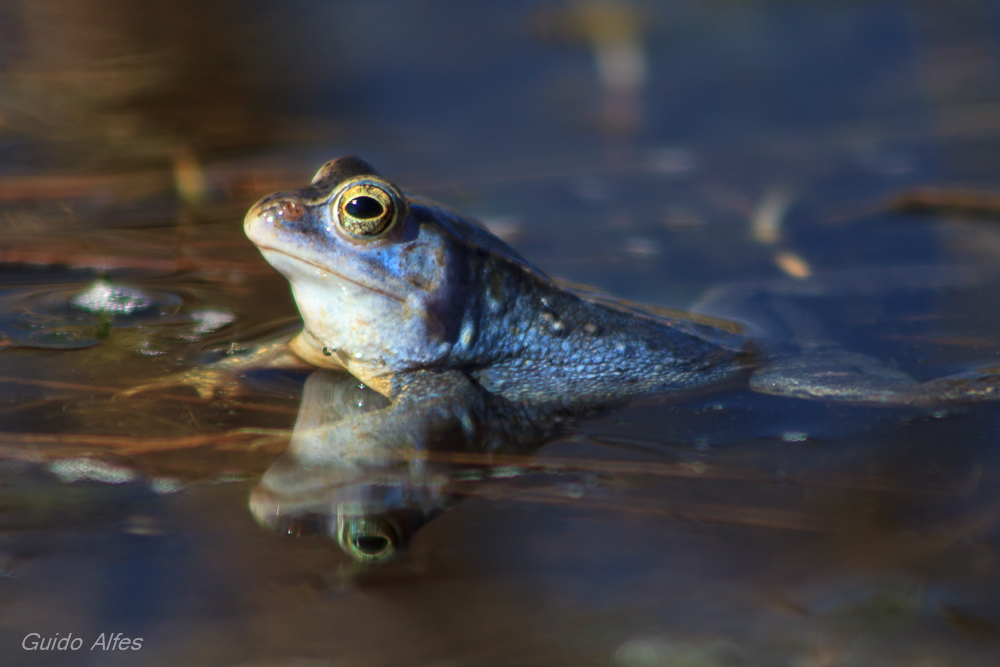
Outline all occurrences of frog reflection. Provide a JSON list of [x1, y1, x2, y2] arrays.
[[250, 369, 589, 563]]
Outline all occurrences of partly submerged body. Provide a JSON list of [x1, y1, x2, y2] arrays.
[[234, 158, 1000, 562], [243, 156, 747, 410], [241, 157, 1000, 412], [240, 157, 755, 561]]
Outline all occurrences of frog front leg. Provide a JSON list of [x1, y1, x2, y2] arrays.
[[119, 331, 321, 399]]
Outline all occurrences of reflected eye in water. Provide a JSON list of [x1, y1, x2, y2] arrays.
[[333, 180, 402, 239], [336, 515, 401, 563]]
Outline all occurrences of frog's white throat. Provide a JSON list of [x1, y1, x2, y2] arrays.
[[287, 275, 454, 377]]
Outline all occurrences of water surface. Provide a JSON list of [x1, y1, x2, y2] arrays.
[[3, 2, 1000, 665]]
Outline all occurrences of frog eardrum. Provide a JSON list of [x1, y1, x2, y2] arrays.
[[332, 178, 402, 239]]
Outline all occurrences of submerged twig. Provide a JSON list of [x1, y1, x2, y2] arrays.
[[406, 449, 961, 496], [0, 428, 290, 457], [458, 484, 825, 532], [889, 187, 1000, 219], [0, 376, 297, 414]]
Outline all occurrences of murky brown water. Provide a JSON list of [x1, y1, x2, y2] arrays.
[[3, 1, 1000, 666]]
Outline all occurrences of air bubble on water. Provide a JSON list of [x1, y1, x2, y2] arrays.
[[70, 279, 153, 315], [189, 307, 235, 334], [149, 477, 184, 494], [134, 340, 168, 356], [211, 472, 248, 484], [614, 636, 736, 667], [490, 466, 524, 479], [624, 237, 660, 256], [48, 458, 138, 484], [123, 514, 165, 536]]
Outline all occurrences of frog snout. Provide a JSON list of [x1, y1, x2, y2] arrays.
[[244, 195, 311, 243], [248, 194, 305, 224]]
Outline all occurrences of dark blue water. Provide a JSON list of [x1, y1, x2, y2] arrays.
[[3, 2, 1000, 665]]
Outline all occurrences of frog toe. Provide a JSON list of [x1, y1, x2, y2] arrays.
[[118, 369, 241, 400]]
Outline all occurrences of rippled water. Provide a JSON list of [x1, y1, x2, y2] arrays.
[[3, 2, 1000, 666]]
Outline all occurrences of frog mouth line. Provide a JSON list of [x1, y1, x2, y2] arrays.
[[255, 246, 405, 303]]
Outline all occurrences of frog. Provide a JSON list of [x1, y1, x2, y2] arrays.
[[237, 156, 1000, 411], [241, 156, 749, 413], [232, 157, 1000, 563], [127, 156, 1000, 418]]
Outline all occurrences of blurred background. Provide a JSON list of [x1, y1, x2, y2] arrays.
[[3, 1, 1000, 666], [4, 0, 1000, 291]]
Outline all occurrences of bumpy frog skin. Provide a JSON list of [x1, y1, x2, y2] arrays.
[[244, 156, 746, 407]]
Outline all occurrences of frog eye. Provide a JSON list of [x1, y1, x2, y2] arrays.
[[334, 182, 400, 239], [336, 516, 400, 563]]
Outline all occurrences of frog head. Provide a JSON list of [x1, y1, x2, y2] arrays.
[[245, 157, 467, 392]]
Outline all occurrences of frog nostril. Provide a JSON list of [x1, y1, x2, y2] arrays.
[[276, 199, 305, 220]]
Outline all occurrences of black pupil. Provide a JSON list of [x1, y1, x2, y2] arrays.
[[354, 535, 390, 555], [345, 196, 384, 219]]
